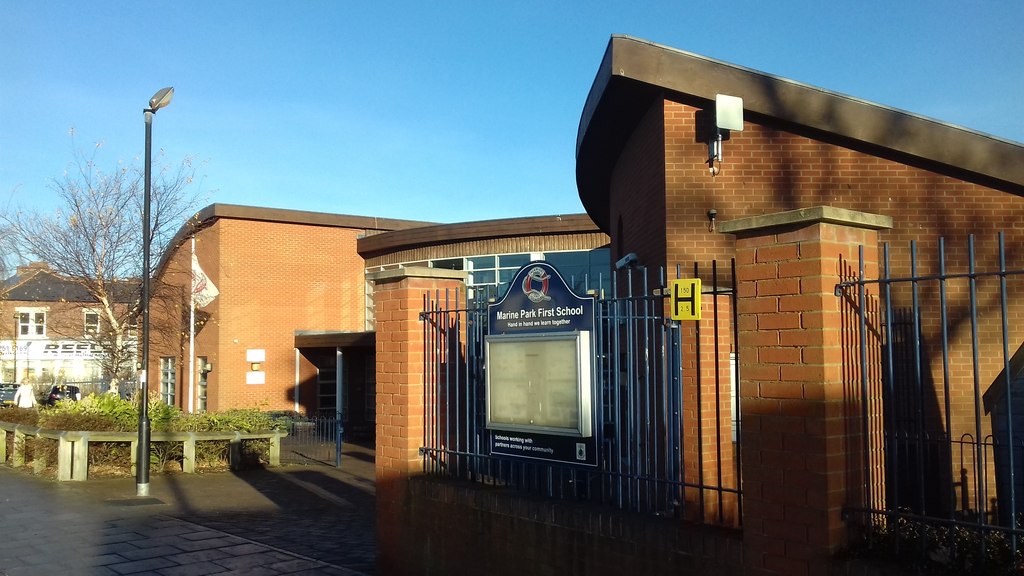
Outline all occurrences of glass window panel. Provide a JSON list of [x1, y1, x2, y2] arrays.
[[467, 256, 496, 270], [498, 269, 519, 284], [160, 357, 176, 405], [468, 270, 495, 285], [544, 251, 587, 268], [85, 312, 100, 335], [431, 258, 464, 270], [498, 253, 530, 268]]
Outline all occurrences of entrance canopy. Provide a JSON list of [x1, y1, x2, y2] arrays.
[[294, 331, 374, 349]]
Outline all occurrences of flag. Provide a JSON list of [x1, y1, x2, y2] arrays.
[[191, 254, 219, 308]]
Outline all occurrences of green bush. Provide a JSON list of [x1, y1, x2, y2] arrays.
[[38, 393, 138, 431], [1, 394, 284, 474], [175, 408, 280, 433]]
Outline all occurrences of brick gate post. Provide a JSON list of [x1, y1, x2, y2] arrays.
[[720, 207, 891, 575], [367, 267, 466, 576]]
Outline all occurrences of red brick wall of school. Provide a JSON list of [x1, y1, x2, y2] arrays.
[[609, 100, 667, 271], [608, 98, 1024, 520], [153, 218, 368, 413]]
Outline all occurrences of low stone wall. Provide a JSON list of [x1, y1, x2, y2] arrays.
[[0, 421, 285, 480], [384, 476, 744, 576]]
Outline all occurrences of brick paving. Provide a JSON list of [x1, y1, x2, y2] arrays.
[[0, 443, 376, 575]]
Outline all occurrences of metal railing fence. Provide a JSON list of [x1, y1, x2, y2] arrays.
[[837, 234, 1024, 569], [279, 410, 343, 466], [419, 262, 741, 527]]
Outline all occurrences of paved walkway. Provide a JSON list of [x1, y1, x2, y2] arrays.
[[0, 443, 377, 575]]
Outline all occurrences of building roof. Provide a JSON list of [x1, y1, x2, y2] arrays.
[[356, 213, 602, 258], [158, 203, 437, 275], [576, 35, 1024, 231], [2, 263, 136, 304]]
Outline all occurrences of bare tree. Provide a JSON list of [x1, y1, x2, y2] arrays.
[[0, 143, 202, 385]]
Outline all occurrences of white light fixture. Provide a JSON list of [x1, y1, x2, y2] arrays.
[[708, 94, 744, 176]]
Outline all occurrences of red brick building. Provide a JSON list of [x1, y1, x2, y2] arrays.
[[1, 262, 137, 391], [570, 35, 1024, 575], [152, 205, 608, 437]]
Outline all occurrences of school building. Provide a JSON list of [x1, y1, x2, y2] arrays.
[[371, 35, 1024, 575], [138, 34, 1024, 575], [150, 205, 609, 437]]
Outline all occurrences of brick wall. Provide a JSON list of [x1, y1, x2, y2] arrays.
[[154, 217, 368, 413], [657, 100, 1024, 269], [605, 98, 1024, 523], [726, 209, 885, 575], [399, 477, 744, 576], [609, 100, 667, 271], [369, 267, 466, 576]]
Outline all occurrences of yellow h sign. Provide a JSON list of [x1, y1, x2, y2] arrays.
[[669, 279, 701, 321]]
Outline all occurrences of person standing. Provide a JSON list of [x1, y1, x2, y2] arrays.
[[13, 381, 36, 408]]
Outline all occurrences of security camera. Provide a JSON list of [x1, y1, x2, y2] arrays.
[[615, 252, 638, 270]]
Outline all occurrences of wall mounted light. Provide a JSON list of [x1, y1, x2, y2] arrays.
[[708, 94, 744, 176], [707, 209, 718, 232], [250, 362, 261, 372]]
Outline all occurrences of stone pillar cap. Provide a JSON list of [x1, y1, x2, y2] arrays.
[[719, 206, 893, 234]]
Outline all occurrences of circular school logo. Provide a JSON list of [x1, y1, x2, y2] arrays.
[[522, 266, 552, 303]]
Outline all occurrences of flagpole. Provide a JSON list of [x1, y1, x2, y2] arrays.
[[188, 237, 196, 413]]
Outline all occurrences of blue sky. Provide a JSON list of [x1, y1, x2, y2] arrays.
[[2, 1, 1022, 225]]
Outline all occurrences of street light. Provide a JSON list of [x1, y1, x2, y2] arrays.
[[11, 315, 17, 383], [137, 86, 173, 497]]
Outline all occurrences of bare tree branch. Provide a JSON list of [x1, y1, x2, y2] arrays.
[[0, 141, 202, 383]]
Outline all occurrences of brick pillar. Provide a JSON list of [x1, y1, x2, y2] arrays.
[[367, 267, 466, 576], [720, 207, 892, 575]]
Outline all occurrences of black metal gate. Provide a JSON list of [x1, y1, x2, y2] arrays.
[[837, 234, 1024, 570], [419, 262, 741, 526], [280, 410, 342, 466]]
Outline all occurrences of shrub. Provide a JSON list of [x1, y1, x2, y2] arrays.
[[175, 408, 279, 433], [1, 395, 283, 474], [38, 393, 137, 431], [0, 407, 40, 426]]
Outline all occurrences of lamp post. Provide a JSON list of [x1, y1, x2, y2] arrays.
[[137, 86, 173, 497], [11, 315, 17, 383]]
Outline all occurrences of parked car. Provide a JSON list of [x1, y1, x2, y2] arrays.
[[45, 384, 81, 406]]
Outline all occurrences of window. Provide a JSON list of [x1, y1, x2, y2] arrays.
[[371, 248, 612, 301], [197, 356, 209, 412], [318, 365, 337, 414], [84, 311, 100, 336], [365, 280, 375, 331], [17, 310, 46, 337], [160, 357, 176, 405]]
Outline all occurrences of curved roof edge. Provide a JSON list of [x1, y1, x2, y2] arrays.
[[356, 214, 601, 257], [576, 35, 1024, 231]]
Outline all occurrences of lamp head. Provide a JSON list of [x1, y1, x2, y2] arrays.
[[148, 87, 174, 112]]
